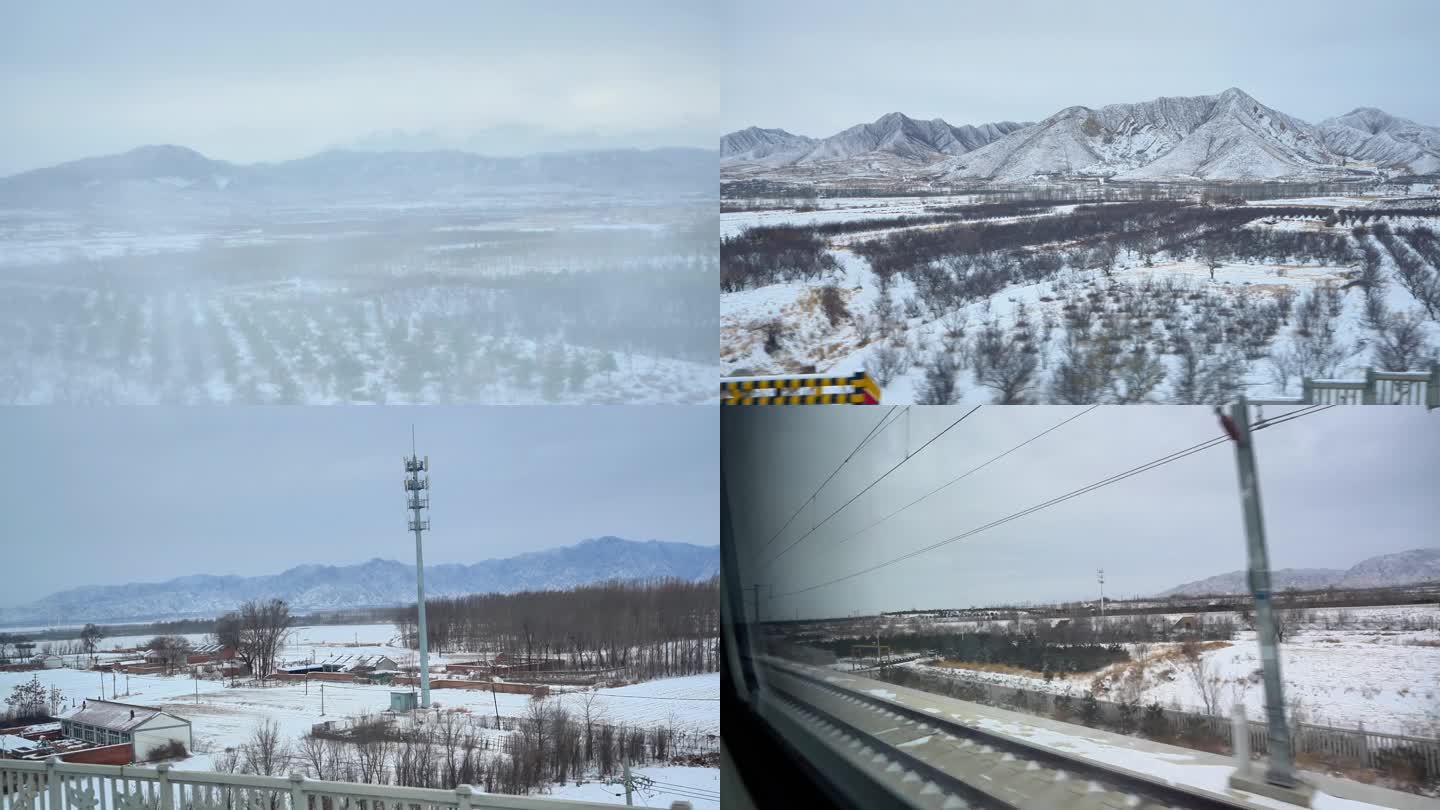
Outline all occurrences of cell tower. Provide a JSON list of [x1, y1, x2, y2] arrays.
[[404, 428, 432, 709], [1097, 569, 1105, 624]]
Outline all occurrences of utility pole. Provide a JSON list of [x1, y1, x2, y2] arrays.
[[1221, 399, 1313, 806], [320, 683, 325, 716], [623, 763, 634, 806], [404, 428, 433, 710], [1097, 569, 1105, 625], [99, 671, 104, 701], [742, 584, 764, 624]]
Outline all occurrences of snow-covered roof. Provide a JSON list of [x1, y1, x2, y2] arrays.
[[58, 700, 177, 732], [319, 654, 395, 671], [0, 734, 40, 751]]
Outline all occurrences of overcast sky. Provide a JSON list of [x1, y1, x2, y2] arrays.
[[722, 0, 1440, 136], [0, 406, 716, 606], [0, 0, 718, 175], [723, 406, 1439, 620]]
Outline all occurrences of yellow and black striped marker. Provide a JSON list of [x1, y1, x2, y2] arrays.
[[720, 371, 881, 405]]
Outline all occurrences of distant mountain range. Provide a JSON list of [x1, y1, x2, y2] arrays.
[[0, 537, 719, 626], [1158, 548, 1440, 597], [722, 88, 1440, 184], [0, 144, 718, 209]]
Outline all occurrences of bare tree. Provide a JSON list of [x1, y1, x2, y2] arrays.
[[80, 624, 104, 663], [1374, 310, 1432, 372], [916, 349, 962, 405], [148, 636, 192, 675], [218, 599, 292, 681], [972, 323, 1037, 404], [1179, 642, 1222, 716], [869, 341, 908, 387], [242, 719, 293, 776]]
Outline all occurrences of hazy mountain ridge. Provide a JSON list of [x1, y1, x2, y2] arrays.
[[1158, 548, 1440, 597], [0, 144, 719, 208], [1, 537, 719, 625], [724, 89, 1439, 184]]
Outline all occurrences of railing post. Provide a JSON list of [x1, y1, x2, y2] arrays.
[[289, 772, 306, 810], [1429, 363, 1440, 410], [1362, 368, 1377, 404], [1357, 721, 1369, 769], [47, 756, 63, 810], [156, 763, 172, 810], [1232, 702, 1251, 775], [454, 784, 473, 810], [1301, 377, 1313, 404]]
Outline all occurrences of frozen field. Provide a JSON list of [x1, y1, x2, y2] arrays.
[[900, 605, 1440, 735], [0, 195, 716, 404], [0, 668, 719, 759], [721, 192, 1440, 404]]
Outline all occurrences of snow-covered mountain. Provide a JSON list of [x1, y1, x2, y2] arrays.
[[0, 144, 718, 208], [947, 88, 1338, 182], [725, 90, 1438, 185], [0, 537, 719, 625], [720, 127, 818, 163], [721, 114, 1026, 169], [1318, 108, 1440, 176], [1158, 548, 1440, 597]]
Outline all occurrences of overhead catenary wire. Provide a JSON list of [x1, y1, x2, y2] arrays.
[[753, 405, 902, 557], [776, 404, 1333, 598], [833, 405, 1099, 548], [761, 405, 982, 569]]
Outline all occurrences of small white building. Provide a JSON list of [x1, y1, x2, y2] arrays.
[[58, 700, 192, 760], [32, 655, 63, 669]]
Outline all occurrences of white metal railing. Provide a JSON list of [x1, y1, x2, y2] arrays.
[[1251, 364, 1440, 407], [0, 759, 693, 810]]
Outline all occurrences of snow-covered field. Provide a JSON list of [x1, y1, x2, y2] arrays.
[[0, 667, 718, 757], [0, 197, 716, 404], [548, 766, 719, 808], [721, 192, 1440, 403], [900, 605, 1440, 735]]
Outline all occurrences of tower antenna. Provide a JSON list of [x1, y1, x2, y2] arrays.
[[404, 433, 432, 709]]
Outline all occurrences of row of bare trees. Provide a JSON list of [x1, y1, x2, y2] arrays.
[[393, 579, 718, 682], [221, 698, 716, 797]]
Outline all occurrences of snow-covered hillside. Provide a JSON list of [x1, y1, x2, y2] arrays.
[[1160, 548, 1440, 596], [1320, 108, 1440, 176]]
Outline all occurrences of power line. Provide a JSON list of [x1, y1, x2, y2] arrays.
[[753, 405, 901, 557], [832, 405, 1098, 550], [761, 405, 982, 569], [776, 404, 1332, 599]]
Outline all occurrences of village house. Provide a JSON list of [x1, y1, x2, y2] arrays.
[[57, 700, 192, 761]]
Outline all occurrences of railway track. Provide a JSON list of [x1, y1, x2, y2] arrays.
[[760, 657, 1272, 810]]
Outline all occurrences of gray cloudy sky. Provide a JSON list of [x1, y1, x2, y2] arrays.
[[0, 0, 718, 175], [0, 406, 716, 606], [723, 407, 1440, 620], [722, 0, 1440, 136]]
